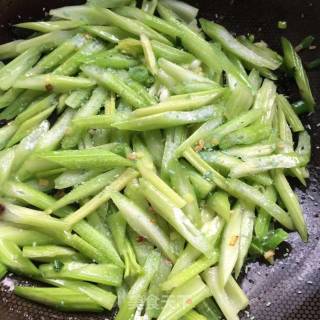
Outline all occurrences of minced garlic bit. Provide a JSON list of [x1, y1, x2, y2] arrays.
[[194, 139, 205, 152], [127, 152, 138, 160], [264, 250, 275, 260], [229, 235, 239, 246], [38, 178, 49, 187]]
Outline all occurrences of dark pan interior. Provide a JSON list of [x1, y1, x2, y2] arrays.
[[0, 0, 319, 319]]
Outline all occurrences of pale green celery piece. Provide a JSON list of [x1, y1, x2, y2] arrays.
[[295, 131, 311, 164], [0, 239, 40, 276], [151, 40, 196, 64], [0, 34, 75, 109], [132, 135, 157, 172], [63, 168, 139, 226], [169, 230, 186, 257], [225, 275, 249, 313], [219, 121, 271, 150], [0, 124, 18, 151], [53, 5, 170, 43], [39, 261, 123, 286], [180, 160, 214, 200], [176, 108, 261, 156], [200, 151, 273, 186], [158, 58, 215, 85], [115, 250, 161, 320], [161, 127, 187, 182], [157, 69, 177, 88], [14, 94, 58, 126], [125, 179, 149, 210], [117, 283, 128, 307], [203, 267, 240, 320], [62, 87, 108, 148], [0, 47, 41, 91], [182, 310, 207, 320], [0, 148, 15, 186], [2, 180, 60, 211], [22, 245, 76, 261], [87, 0, 132, 8], [200, 19, 282, 70], [252, 79, 277, 125], [170, 160, 201, 227], [277, 106, 306, 185], [1, 91, 43, 121], [106, 212, 142, 278], [158, 276, 211, 320], [65, 88, 92, 109], [223, 143, 276, 159], [138, 166, 187, 208], [37, 149, 133, 170], [115, 5, 179, 37], [162, 251, 219, 291], [146, 256, 172, 318], [100, 7, 172, 44], [234, 202, 255, 278], [82, 65, 147, 109], [160, 0, 199, 23], [276, 94, 304, 132], [140, 33, 158, 75], [0, 223, 59, 246], [157, 4, 251, 87], [224, 82, 254, 120], [219, 205, 241, 286], [281, 37, 315, 111], [53, 39, 106, 76], [0, 88, 24, 110], [141, 0, 158, 15], [16, 31, 77, 53], [196, 298, 223, 320], [172, 82, 216, 95], [10, 121, 50, 173], [110, 192, 176, 262], [113, 105, 218, 131], [127, 228, 155, 266], [254, 185, 277, 240], [14, 75, 96, 92], [48, 168, 124, 212], [42, 278, 116, 310], [14, 286, 103, 312], [0, 202, 68, 236], [248, 68, 263, 92], [0, 263, 7, 280], [3, 181, 122, 265], [273, 169, 308, 242], [83, 26, 131, 43], [0, 40, 23, 59], [50, 5, 110, 24], [16, 158, 61, 182], [132, 89, 224, 117], [140, 178, 211, 257], [142, 130, 164, 169], [229, 153, 304, 179], [27, 33, 88, 76], [207, 191, 231, 221], [15, 20, 85, 33], [183, 148, 294, 230], [7, 107, 55, 147], [87, 211, 112, 240], [169, 216, 224, 277]]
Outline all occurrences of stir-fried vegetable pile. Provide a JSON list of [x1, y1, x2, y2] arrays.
[[0, 0, 315, 319]]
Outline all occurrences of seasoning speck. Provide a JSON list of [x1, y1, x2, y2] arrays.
[[0, 203, 5, 215], [45, 83, 54, 92]]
